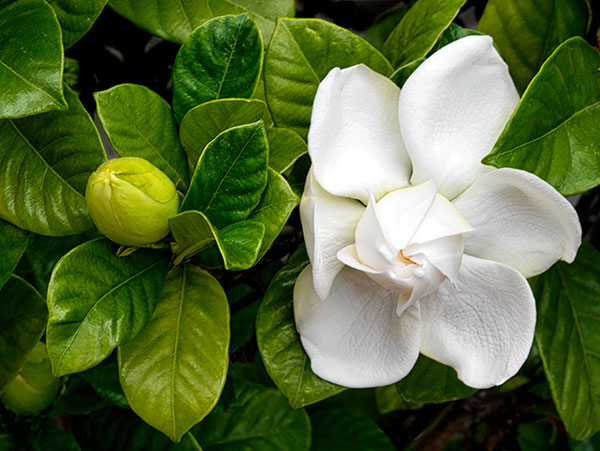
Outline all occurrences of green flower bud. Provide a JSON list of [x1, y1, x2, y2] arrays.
[[1, 342, 61, 415], [85, 157, 180, 246]]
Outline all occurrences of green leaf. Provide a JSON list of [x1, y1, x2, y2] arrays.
[[478, 0, 589, 93], [179, 99, 265, 171], [267, 128, 307, 174], [172, 14, 263, 122], [0, 219, 29, 290], [108, 0, 294, 45], [181, 121, 268, 229], [364, 7, 408, 52], [375, 385, 423, 414], [169, 210, 264, 270], [119, 265, 229, 442], [381, 0, 466, 68], [25, 233, 92, 296], [230, 301, 260, 352], [80, 356, 128, 408], [191, 380, 311, 450], [73, 406, 201, 450], [248, 168, 299, 259], [21, 418, 82, 451], [218, 220, 265, 270], [0, 275, 47, 392], [310, 408, 395, 451], [395, 355, 477, 404], [49, 376, 106, 417], [531, 241, 600, 440], [256, 246, 345, 408], [0, 0, 67, 118], [95, 83, 189, 190], [483, 38, 600, 196], [0, 85, 106, 236], [390, 58, 425, 89], [516, 419, 558, 451], [265, 18, 393, 140], [436, 23, 484, 50], [46, 238, 170, 376], [47, 0, 108, 48]]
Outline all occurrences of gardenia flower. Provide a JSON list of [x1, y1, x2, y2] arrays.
[[293, 35, 581, 389]]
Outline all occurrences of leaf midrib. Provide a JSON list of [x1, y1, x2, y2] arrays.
[[204, 126, 260, 215], [556, 266, 600, 423], [0, 58, 64, 108], [54, 258, 166, 372], [8, 120, 84, 200], [489, 101, 600, 159], [215, 20, 244, 99]]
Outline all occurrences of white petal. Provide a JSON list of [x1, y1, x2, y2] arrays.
[[410, 194, 473, 245], [309, 64, 411, 203], [419, 255, 536, 389], [354, 194, 397, 271], [406, 235, 464, 281], [294, 265, 421, 388], [375, 181, 438, 251], [398, 35, 519, 199], [453, 168, 582, 278], [300, 169, 365, 299], [337, 244, 414, 295]]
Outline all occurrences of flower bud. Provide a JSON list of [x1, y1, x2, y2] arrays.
[[1, 342, 61, 415], [85, 157, 180, 246]]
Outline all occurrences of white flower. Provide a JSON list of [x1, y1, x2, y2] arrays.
[[293, 36, 582, 389]]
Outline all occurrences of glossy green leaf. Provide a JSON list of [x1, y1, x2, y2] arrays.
[[375, 385, 423, 414], [218, 220, 265, 270], [74, 406, 201, 451], [191, 380, 311, 450], [179, 99, 265, 170], [80, 357, 128, 409], [364, 7, 407, 52], [310, 408, 395, 451], [479, 0, 589, 92], [108, 0, 294, 45], [230, 301, 260, 352], [47, 0, 108, 48], [119, 265, 229, 442], [95, 84, 189, 189], [0, 219, 28, 290], [169, 210, 264, 270], [248, 168, 299, 259], [483, 38, 600, 196], [0, 85, 106, 236], [395, 355, 477, 404], [172, 14, 263, 122], [181, 121, 268, 229], [531, 241, 600, 440], [49, 376, 106, 417], [264, 18, 393, 140], [256, 246, 345, 408], [46, 239, 170, 376], [390, 58, 425, 89], [0, 275, 47, 392], [267, 128, 307, 174], [436, 23, 484, 50], [381, 0, 466, 68], [0, 0, 67, 118], [25, 233, 92, 296]]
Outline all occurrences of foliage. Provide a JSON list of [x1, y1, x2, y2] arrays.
[[0, 0, 599, 448]]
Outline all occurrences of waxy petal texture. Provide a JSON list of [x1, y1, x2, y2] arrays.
[[419, 255, 536, 389], [300, 170, 365, 299], [453, 168, 582, 278], [294, 266, 421, 388], [398, 35, 519, 199], [308, 64, 411, 203]]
